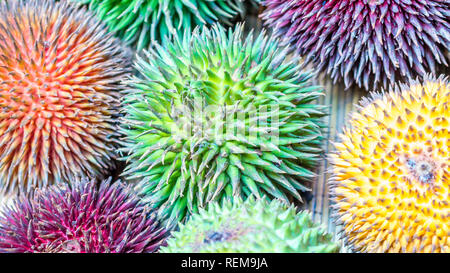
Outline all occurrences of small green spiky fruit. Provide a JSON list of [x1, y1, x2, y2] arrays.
[[72, 0, 244, 50], [160, 197, 340, 253], [120, 24, 326, 224]]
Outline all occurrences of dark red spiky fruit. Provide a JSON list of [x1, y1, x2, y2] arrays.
[[0, 0, 130, 195], [0, 178, 167, 253], [261, 0, 450, 90]]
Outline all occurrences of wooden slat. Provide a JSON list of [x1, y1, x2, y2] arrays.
[[309, 74, 365, 252]]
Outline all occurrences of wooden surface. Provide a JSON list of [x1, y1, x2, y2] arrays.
[[309, 74, 366, 252]]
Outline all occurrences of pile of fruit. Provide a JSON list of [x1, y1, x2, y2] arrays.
[[0, 0, 447, 253]]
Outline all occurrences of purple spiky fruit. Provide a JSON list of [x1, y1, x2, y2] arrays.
[[0, 178, 167, 253], [261, 0, 450, 90]]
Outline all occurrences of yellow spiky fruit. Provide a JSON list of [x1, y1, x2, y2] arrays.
[[330, 75, 449, 253]]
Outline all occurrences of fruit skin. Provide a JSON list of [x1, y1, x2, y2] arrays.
[[120, 23, 327, 224], [71, 0, 244, 50], [260, 0, 450, 91], [0, 0, 131, 195], [330, 75, 449, 253], [0, 177, 167, 253], [160, 197, 340, 253]]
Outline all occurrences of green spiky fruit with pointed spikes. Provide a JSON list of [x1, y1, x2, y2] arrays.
[[71, 0, 244, 50], [120, 24, 327, 224], [160, 197, 340, 253]]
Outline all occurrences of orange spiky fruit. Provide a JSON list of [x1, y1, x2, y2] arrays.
[[330, 76, 449, 253], [0, 0, 130, 195]]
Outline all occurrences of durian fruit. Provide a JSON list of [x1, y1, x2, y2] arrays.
[[330, 76, 449, 253], [0, 0, 130, 194], [120, 24, 326, 224], [160, 197, 340, 253], [0, 177, 167, 253], [71, 0, 244, 50], [260, 0, 450, 90]]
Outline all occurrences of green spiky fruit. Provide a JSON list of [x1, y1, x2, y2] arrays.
[[120, 24, 327, 224], [72, 0, 244, 50], [160, 197, 340, 253]]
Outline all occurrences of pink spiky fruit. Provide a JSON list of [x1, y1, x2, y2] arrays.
[[0, 177, 167, 253]]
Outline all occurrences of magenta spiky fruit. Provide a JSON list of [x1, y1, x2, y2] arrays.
[[0, 178, 167, 253], [0, 0, 131, 195], [261, 0, 450, 90]]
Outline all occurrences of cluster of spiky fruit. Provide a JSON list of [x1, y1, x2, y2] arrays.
[[0, 0, 130, 195], [260, 0, 450, 90], [160, 197, 339, 253], [2, 0, 447, 255], [330, 76, 449, 253], [120, 24, 327, 224], [71, 0, 244, 50], [0, 178, 167, 253]]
